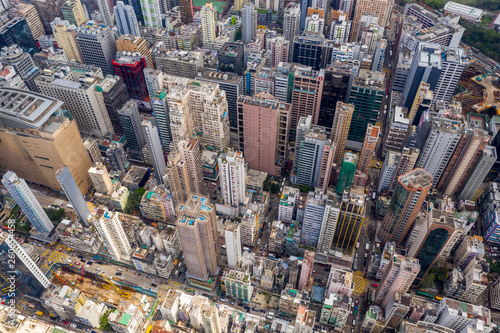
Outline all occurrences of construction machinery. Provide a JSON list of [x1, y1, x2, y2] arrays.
[[97, 282, 111, 290], [76, 267, 84, 283], [98, 273, 130, 298], [51, 269, 68, 285], [476, 64, 500, 81]]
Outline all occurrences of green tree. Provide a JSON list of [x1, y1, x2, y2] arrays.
[[432, 267, 449, 283], [421, 273, 435, 289], [124, 188, 146, 214], [44, 208, 66, 224], [100, 310, 113, 331], [270, 183, 280, 193]]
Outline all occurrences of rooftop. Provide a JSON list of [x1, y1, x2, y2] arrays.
[[399, 168, 433, 190]]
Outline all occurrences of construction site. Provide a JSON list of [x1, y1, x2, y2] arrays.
[[49, 264, 156, 311]]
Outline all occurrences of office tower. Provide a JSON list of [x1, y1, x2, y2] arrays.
[[299, 0, 308, 32], [347, 69, 385, 143], [198, 70, 243, 130], [331, 101, 354, 166], [179, 0, 193, 24], [29, 0, 67, 33], [407, 82, 432, 126], [437, 116, 490, 196], [114, 1, 140, 36], [459, 146, 497, 200], [139, 0, 161, 28], [219, 150, 246, 207], [372, 40, 386, 73], [292, 34, 328, 70], [35, 63, 113, 137], [238, 94, 291, 177], [284, 3, 301, 58], [279, 186, 300, 223], [52, 19, 82, 63], [0, 45, 40, 91], [0, 87, 92, 194], [242, 4, 257, 44], [301, 190, 327, 247], [336, 152, 357, 194], [351, 0, 393, 41], [357, 124, 380, 173], [330, 13, 351, 42], [2, 171, 55, 238], [12, 4, 44, 41], [178, 139, 203, 194], [88, 163, 113, 194], [378, 169, 432, 245], [97, 0, 114, 26], [297, 251, 315, 290], [56, 166, 91, 226], [142, 120, 166, 183], [107, 142, 129, 173], [93, 210, 132, 260], [176, 194, 219, 281], [117, 35, 153, 68], [378, 151, 401, 192], [389, 148, 420, 193], [289, 67, 325, 140], [152, 91, 172, 153], [75, 23, 117, 76], [118, 101, 146, 162], [294, 306, 316, 333], [432, 47, 466, 104], [294, 118, 332, 188], [95, 75, 130, 137], [224, 222, 242, 269], [375, 254, 419, 308], [200, 3, 216, 49], [218, 43, 244, 75], [165, 153, 191, 207], [61, 0, 86, 26], [318, 62, 351, 127], [112, 53, 149, 108], [416, 107, 464, 187], [0, 233, 51, 297]]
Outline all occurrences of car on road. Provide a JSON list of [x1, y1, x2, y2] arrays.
[[116, 272, 122, 276], [260, 309, 266, 313], [312, 271, 317, 274], [74, 262, 80, 265], [355, 299, 359, 304], [62, 321, 69, 325], [372, 283, 378, 287], [59, 247, 63, 252], [252, 308, 259, 312], [152, 283, 157, 287]]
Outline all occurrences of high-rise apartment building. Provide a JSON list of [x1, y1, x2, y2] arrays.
[[29, 0, 67, 33], [278, 186, 300, 224], [219, 150, 246, 207], [142, 120, 166, 182], [75, 23, 117, 76], [0, 45, 40, 91], [88, 163, 113, 194], [112, 53, 149, 107], [0, 87, 92, 194], [52, 19, 82, 63], [242, 4, 257, 44], [178, 139, 204, 195], [95, 75, 130, 137], [200, 3, 216, 49], [289, 67, 325, 141], [118, 101, 146, 162], [357, 124, 380, 173], [84, 139, 103, 164], [301, 190, 327, 247], [351, 0, 393, 41], [2, 171, 55, 237], [459, 146, 497, 200], [224, 222, 242, 270], [35, 62, 113, 137], [437, 116, 490, 196], [61, 0, 86, 27], [378, 168, 432, 245], [12, 4, 45, 41], [56, 166, 91, 226], [140, 0, 161, 27], [416, 105, 464, 187], [179, 0, 193, 24], [0, 232, 51, 297], [347, 69, 385, 143], [116, 35, 153, 68], [330, 13, 351, 42], [176, 194, 219, 281], [375, 254, 420, 308], [114, 1, 141, 36], [331, 101, 354, 166], [389, 147, 420, 193], [336, 152, 357, 194], [165, 153, 191, 208], [96, 0, 114, 27], [316, 195, 340, 264], [93, 209, 132, 260], [432, 47, 466, 104], [238, 94, 291, 177], [151, 91, 172, 153], [284, 3, 301, 59], [106, 142, 129, 173]]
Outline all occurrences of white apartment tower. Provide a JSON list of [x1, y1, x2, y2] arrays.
[[219, 150, 246, 207], [201, 3, 217, 49], [224, 222, 242, 269], [97, 0, 114, 27], [140, 0, 161, 28], [241, 4, 257, 44], [113, 1, 140, 37], [178, 139, 204, 195], [93, 210, 132, 261], [88, 163, 113, 194], [142, 120, 166, 182]]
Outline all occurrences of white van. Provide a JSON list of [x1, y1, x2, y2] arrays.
[[117, 268, 123, 272], [95, 268, 101, 271]]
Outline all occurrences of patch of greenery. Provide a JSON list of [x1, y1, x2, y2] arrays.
[[45, 208, 66, 224], [487, 258, 500, 274], [99, 310, 113, 331], [461, 19, 500, 62], [430, 267, 449, 283], [124, 187, 146, 214], [263, 178, 280, 194], [421, 273, 435, 289]]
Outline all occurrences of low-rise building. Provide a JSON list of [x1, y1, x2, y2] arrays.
[[122, 166, 150, 191], [320, 292, 350, 327], [279, 284, 310, 317], [224, 270, 254, 302], [131, 248, 157, 275], [58, 220, 103, 254], [278, 186, 299, 223]]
